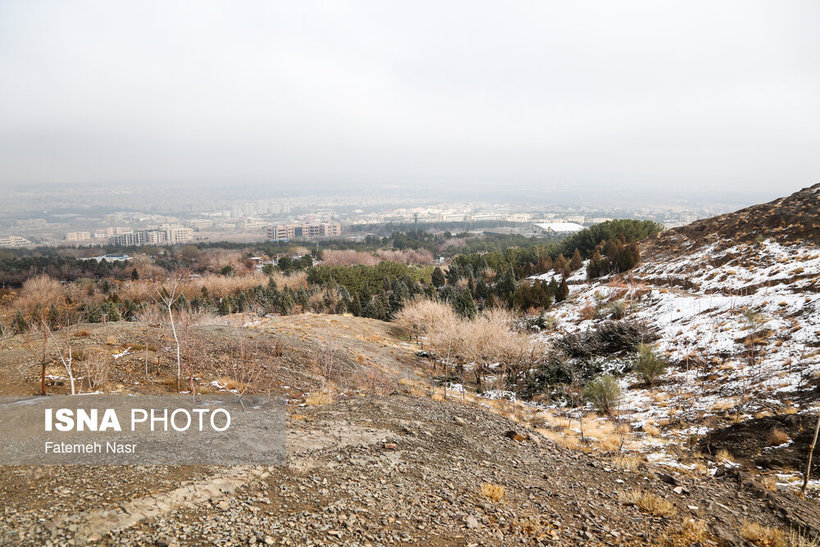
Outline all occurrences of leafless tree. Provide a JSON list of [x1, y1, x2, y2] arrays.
[[47, 318, 77, 395], [152, 271, 188, 391], [23, 323, 50, 395], [802, 414, 820, 498]]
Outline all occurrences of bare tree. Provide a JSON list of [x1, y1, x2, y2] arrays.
[[48, 320, 77, 395], [802, 414, 820, 498], [152, 271, 188, 391], [23, 323, 50, 395]]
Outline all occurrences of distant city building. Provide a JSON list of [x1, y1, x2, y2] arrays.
[[0, 235, 32, 248], [533, 222, 585, 235], [109, 225, 193, 246], [78, 254, 131, 263], [65, 231, 91, 241], [267, 223, 342, 240]]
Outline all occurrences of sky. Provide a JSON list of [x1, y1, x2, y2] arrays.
[[0, 1, 818, 203]]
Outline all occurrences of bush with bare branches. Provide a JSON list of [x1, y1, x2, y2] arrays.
[[16, 275, 65, 320]]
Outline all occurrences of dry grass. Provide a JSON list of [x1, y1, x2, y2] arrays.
[[480, 483, 505, 503], [15, 274, 65, 317], [620, 490, 677, 517], [538, 428, 582, 451], [305, 388, 333, 406], [715, 449, 735, 463], [767, 429, 790, 446], [643, 422, 661, 436], [611, 453, 643, 471], [740, 521, 788, 547], [660, 518, 710, 546], [760, 475, 778, 491]]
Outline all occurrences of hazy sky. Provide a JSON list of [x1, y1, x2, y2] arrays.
[[1, 1, 818, 200]]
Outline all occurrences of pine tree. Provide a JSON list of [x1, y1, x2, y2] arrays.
[[554, 254, 569, 276], [453, 288, 477, 319], [131, 268, 140, 281], [12, 311, 28, 334], [569, 248, 583, 271], [555, 278, 569, 302]]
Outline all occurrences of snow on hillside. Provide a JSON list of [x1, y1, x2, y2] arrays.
[[529, 238, 820, 493]]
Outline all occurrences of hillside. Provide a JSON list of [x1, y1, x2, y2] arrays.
[[1, 312, 818, 545], [531, 183, 820, 497]]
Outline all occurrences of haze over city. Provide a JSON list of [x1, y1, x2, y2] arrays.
[[1, 0, 818, 206]]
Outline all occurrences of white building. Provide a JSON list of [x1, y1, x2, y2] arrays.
[[533, 222, 585, 235]]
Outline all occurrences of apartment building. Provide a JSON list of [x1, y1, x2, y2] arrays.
[[109, 225, 193, 246], [266, 223, 341, 240]]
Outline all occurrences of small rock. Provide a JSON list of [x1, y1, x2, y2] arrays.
[[465, 515, 481, 529]]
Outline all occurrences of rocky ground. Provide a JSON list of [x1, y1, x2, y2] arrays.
[[1, 300, 819, 545], [1, 394, 819, 546]]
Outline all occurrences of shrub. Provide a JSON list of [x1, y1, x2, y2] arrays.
[[585, 374, 621, 416], [767, 428, 790, 446], [619, 490, 677, 517], [481, 483, 505, 502], [556, 320, 658, 358], [739, 521, 787, 547], [634, 344, 667, 386]]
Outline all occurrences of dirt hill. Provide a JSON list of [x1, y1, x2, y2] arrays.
[[645, 182, 820, 255]]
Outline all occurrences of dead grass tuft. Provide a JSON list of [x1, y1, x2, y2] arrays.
[[619, 490, 677, 517], [611, 454, 643, 472], [767, 428, 790, 446], [305, 389, 333, 406], [480, 482, 505, 503], [739, 521, 787, 547]]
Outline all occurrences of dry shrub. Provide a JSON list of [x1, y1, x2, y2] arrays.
[[767, 429, 790, 446], [716, 449, 735, 463], [739, 521, 788, 547], [393, 297, 459, 342], [80, 353, 110, 391], [661, 519, 710, 546], [306, 389, 333, 406], [760, 475, 778, 491], [357, 368, 396, 396], [643, 422, 661, 436], [129, 253, 166, 280], [620, 490, 677, 517], [538, 428, 581, 450], [580, 304, 597, 321], [612, 454, 642, 471], [377, 249, 435, 265], [16, 275, 65, 317], [481, 483, 505, 502], [198, 249, 250, 274], [319, 250, 380, 267]]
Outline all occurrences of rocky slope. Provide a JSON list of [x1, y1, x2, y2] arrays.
[[531, 183, 820, 496], [2, 395, 818, 546]]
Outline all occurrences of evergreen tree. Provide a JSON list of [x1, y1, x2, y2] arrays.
[[495, 265, 517, 302], [555, 278, 569, 302], [12, 311, 28, 334], [569, 248, 583, 271], [446, 264, 460, 285], [131, 268, 140, 281], [453, 288, 477, 319], [554, 253, 569, 276], [348, 294, 362, 316], [431, 266, 445, 288]]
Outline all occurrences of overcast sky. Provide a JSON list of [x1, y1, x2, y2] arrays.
[[0, 1, 818, 201]]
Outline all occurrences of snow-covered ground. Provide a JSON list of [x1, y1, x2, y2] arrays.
[[527, 238, 820, 497]]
